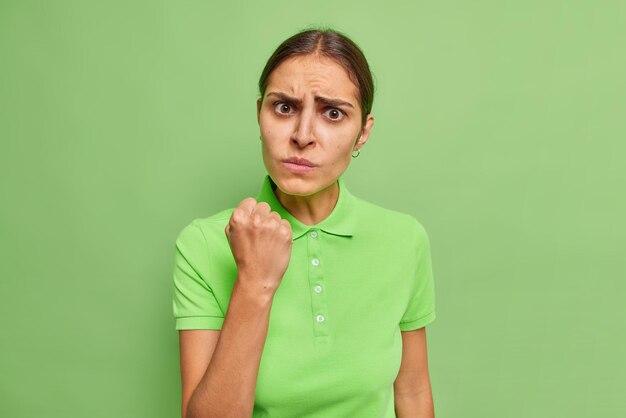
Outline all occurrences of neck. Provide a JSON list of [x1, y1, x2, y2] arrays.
[[272, 179, 339, 226]]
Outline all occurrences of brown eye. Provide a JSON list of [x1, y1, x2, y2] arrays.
[[324, 108, 345, 121], [274, 102, 294, 114]]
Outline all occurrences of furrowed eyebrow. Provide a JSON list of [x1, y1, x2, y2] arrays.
[[266, 92, 354, 109]]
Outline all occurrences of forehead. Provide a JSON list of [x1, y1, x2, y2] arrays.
[[266, 54, 359, 103]]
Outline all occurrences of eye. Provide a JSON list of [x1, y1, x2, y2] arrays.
[[324, 108, 345, 121], [273, 102, 295, 115]]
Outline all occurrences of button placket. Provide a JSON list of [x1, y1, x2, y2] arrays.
[[307, 228, 329, 337]]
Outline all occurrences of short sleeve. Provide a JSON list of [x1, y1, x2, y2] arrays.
[[399, 219, 436, 331], [172, 221, 225, 330]]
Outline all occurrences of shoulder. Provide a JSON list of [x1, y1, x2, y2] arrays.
[[175, 207, 235, 247], [353, 196, 428, 239]]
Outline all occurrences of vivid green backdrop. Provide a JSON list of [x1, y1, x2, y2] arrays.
[[1, 1, 624, 417]]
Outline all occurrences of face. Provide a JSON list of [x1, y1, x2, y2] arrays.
[[257, 54, 374, 197]]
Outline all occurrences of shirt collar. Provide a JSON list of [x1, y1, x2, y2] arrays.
[[255, 174, 357, 240]]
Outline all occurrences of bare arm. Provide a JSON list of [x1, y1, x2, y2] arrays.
[[179, 329, 220, 418], [394, 327, 435, 418], [182, 279, 274, 418]]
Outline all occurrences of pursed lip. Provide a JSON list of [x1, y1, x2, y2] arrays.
[[283, 157, 317, 167]]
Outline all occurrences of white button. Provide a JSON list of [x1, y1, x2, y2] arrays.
[[311, 258, 320, 266], [310, 231, 318, 238], [316, 314, 325, 323], [314, 284, 322, 293]]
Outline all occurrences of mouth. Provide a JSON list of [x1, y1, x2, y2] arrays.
[[283, 157, 316, 167], [282, 157, 317, 174]]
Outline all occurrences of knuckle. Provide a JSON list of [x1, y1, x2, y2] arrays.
[[230, 211, 242, 223], [237, 197, 256, 212], [280, 221, 292, 235], [257, 201, 271, 211]]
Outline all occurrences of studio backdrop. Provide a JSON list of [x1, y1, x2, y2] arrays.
[[1, 1, 624, 417]]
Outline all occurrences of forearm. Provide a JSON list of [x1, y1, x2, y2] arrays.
[[394, 387, 435, 418], [186, 278, 274, 418]]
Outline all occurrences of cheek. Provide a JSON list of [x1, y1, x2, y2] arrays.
[[261, 118, 291, 140], [327, 143, 353, 166], [322, 115, 359, 136]]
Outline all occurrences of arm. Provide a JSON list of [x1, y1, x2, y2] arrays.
[[177, 198, 292, 418], [179, 329, 220, 418], [394, 327, 435, 418], [182, 279, 274, 418]]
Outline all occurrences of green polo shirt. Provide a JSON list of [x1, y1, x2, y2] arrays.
[[172, 173, 436, 417]]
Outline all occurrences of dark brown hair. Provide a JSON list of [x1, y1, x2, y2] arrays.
[[258, 27, 375, 128]]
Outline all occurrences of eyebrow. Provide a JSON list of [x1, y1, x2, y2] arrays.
[[266, 92, 355, 109]]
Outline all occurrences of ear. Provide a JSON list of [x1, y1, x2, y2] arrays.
[[256, 98, 262, 125], [354, 114, 375, 150]]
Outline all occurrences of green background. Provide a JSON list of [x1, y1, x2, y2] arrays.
[[1, 1, 624, 417]]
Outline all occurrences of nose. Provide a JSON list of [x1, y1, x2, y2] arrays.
[[292, 106, 315, 147]]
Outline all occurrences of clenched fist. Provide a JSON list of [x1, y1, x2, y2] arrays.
[[225, 197, 293, 295]]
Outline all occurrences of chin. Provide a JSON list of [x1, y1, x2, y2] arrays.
[[271, 173, 321, 197]]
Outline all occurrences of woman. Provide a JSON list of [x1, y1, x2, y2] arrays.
[[173, 28, 436, 418]]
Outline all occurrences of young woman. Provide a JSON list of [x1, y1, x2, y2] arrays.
[[173, 28, 436, 418]]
